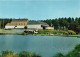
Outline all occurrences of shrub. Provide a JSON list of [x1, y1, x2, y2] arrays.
[[19, 51, 41, 57], [68, 30, 76, 35], [75, 44, 80, 50], [0, 51, 41, 57], [53, 53, 65, 57], [1, 51, 13, 57], [66, 49, 80, 57], [54, 44, 80, 57]]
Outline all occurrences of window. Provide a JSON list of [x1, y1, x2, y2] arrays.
[[19, 23, 20, 25], [24, 23, 25, 25]]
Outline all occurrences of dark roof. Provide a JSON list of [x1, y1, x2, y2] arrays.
[[28, 21, 48, 25], [12, 19, 28, 22]]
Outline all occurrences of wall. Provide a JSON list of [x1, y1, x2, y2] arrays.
[[27, 24, 43, 29], [15, 26, 24, 28], [45, 27, 54, 30], [5, 26, 25, 29], [5, 26, 15, 29]]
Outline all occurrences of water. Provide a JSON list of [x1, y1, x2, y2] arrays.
[[0, 35, 80, 57]]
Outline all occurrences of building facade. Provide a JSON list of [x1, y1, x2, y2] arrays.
[[27, 21, 54, 30]]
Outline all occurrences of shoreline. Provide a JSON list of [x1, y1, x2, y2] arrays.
[[0, 32, 80, 38]]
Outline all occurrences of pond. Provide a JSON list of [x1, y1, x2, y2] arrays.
[[0, 35, 80, 57]]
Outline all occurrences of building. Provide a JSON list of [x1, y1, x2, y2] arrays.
[[27, 21, 54, 30], [45, 27, 54, 30], [5, 19, 54, 30], [5, 19, 28, 29]]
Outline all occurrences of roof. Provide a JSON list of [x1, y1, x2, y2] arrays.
[[28, 21, 49, 25], [11, 19, 28, 22], [6, 19, 28, 26]]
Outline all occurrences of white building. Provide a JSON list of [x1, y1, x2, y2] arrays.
[[5, 19, 28, 29], [45, 27, 54, 30], [5, 20, 54, 30], [27, 21, 54, 30]]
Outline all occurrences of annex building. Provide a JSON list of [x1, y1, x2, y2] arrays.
[[27, 21, 54, 30]]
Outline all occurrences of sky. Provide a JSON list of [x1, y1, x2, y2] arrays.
[[0, 0, 80, 20]]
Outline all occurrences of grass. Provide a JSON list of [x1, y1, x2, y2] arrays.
[[0, 51, 41, 57], [38, 30, 66, 35], [53, 44, 80, 57]]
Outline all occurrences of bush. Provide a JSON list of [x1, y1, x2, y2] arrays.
[[1, 51, 13, 57], [19, 51, 32, 57], [66, 49, 80, 57], [54, 44, 80, 57], [75, 44, 80, 50], [53, 53, 65, 57], [68, 30, 76, 35], [38, 29, 65, 35]]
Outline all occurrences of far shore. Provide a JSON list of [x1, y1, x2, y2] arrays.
[[0, 32, 80, 38], [0, 29, 80, 38]]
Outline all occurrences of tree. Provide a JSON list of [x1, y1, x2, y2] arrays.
[[52, 19, 59, 30], [0, 21, 1, 28], [78, 17, 80, 25], [76, 25, 80, 33], [24, 26, 27, 31]]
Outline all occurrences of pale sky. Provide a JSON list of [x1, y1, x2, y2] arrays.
[[0, 0, 80, 20]]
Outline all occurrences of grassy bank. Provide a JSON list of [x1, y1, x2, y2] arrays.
[[1, 29, 80, 38], [0, 29, 24, 35], [53, 44, 80, 57], [0, 51, 41, 57]]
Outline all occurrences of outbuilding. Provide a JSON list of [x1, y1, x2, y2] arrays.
[[27, 21, 54, 30]]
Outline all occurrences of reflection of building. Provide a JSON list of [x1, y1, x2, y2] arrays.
[[27, 21, 54, 30], [5, 19, 54, 30], [5, 19, 28, 29]]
